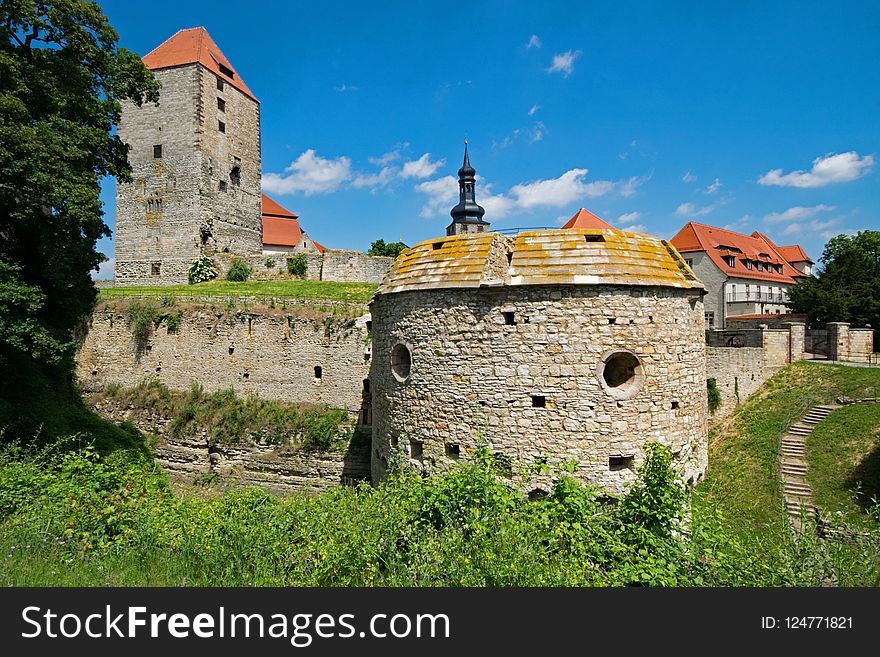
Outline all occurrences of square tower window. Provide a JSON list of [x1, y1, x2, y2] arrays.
[[217, 77, 225, 91], [531, 395, 546, 408], [445, 443, 460, 459], [218, 63, 235, 79], [153, 145, 162, 158], [503, 312, 516, 326], [218, 180, 228, 192], [151, 262, 161, 276], [218, 120, 226, 133], [609, 455, 634, 471], [217, 97, 226, 112]]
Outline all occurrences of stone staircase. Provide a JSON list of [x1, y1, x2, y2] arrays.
[[779, 404, 837, 531]]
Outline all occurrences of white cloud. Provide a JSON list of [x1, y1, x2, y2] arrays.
[[526, 35, 542, 49], [547, 50, 581, 77], [622, 224, 647, 234], [530, 121, 546, 143], [416, 168, 635, 219], [401, 153, 445, 179], [369, 146, 407, 167], [415, 175, 459, 217], [618, 211, 641, 225], [676, 202, 714, 217], [528, 104, 540, 117], [352, 166, 395, 189], [706, 178, 722, 194], [92, 256, 114, 280], [763, 204, 836, 223], [758, 151, 875, 188], [618, 174, 648, 198], [682, 171, 697, 183], [782, 217, 841, 237], [334, 83, 359, 92], [262, 149, 352, 196]]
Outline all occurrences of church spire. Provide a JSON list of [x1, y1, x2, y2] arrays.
[[447, 142, 489, 236]]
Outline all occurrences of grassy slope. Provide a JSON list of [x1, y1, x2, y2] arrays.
[[807, 403, 880, 526], [701, 362, 880, 538], [99, 280, 378, 304]]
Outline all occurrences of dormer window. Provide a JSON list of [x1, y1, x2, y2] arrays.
[[745, 260, 753, 270], [724, 255, 735, 268], [218, 63, 235, 79]]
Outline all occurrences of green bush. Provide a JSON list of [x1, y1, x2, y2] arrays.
[[264, 258, 276, 268], [707, 378, 722, 413], [286, 254, 308, 278], [226, 259, 252, 282], [187, 256, 218, 284]]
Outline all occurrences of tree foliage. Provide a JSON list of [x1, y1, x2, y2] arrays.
[[367, 238, 408, 258], [788, 231, 880, 329], [0, 0, 159, 371]]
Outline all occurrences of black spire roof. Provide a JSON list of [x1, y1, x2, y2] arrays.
[[447, 142, 488, 236]]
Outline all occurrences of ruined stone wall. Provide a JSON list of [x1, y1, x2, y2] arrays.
[[86, 396, 370, 494], [76, 306, 372, 413], [319, 251, 395, 284], [706, 346, 776, 418], [370, 285, 708, 495], [762, 329, 792, 366]]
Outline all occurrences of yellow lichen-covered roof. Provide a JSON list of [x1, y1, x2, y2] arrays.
[[376, 229, 703, 295]]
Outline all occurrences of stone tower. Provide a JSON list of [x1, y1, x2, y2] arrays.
[[115, 27, 262, 285], [446, 143, 490, 236]]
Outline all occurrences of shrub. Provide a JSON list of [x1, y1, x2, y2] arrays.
[[264, 258, 276, 268], [124, 301, 160, 352], [286, 254, 308, 278], [187, 256, 218, 284], [227, 259, 252, 282], [707, 378, 722, 413]]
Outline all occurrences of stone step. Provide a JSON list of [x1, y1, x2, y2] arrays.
[[781, 437, 805, 444], [781, 465, 808, 476]]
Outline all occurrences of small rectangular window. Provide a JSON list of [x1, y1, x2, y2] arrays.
[[503, 311, 516, 326], [584, 234, 605, 243], [153, 145, 162, 158], [531, 395, 546, 408], [218, 63, 235, 79], [151, 262, 161, 276], [217, 77, 225, 91], [609, 455, 634, 471], [218, 120, 225, 133], [217, 97, 226, 112], [218, 180, 228, 192], [445, 443, 460, 459], [411, 440, 424, 460]]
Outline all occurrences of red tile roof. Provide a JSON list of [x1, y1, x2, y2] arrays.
[[142, 27, 257, 101], [561, 208, 613, 230], [261, 194, 325, 253], [670, 222, 806, 284], [775, 244, 813, 264]]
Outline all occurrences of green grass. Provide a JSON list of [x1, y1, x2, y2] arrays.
[[808, 403, 880, 526], [701, 361, 880, 539], [99, 279, 378, 304]]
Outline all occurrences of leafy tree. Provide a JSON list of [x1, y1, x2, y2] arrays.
[[788, 231, 880, 329], [367, 238, 408, 258], [0, 0, 158, 371], [0, 2, 158, 440]]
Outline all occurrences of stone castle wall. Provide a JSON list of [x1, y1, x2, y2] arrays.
[[87, 395, 370, 494], [706, 346, 772, 417], [238, 251, 394, 284], [76, 305, 372, 414], [370, 285, 708, 495]]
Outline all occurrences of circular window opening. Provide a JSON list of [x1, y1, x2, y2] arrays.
[[391, 343, 412, 382], [597, 350, 644, 401]]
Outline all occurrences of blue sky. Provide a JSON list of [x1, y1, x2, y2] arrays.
[[95, 0, 879, 276]]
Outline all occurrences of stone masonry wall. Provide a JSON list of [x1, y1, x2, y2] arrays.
[[76, 305, 372, 414], [848, 328, 875, 362], [86, 396, 370, 494], [706, 346, 775, 418], [370, 285, 708, 495]]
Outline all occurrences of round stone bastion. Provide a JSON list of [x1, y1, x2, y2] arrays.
[[369, 228, 708, 495]]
